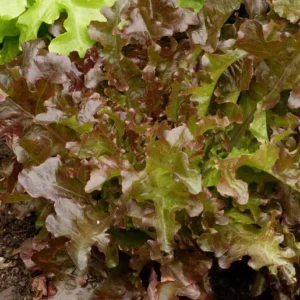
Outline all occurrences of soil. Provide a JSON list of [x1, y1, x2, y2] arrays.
[[0, 210, 36, 299], [0, 139, 10, 162], [209, 258, 274, 300], [0, 137, 36, 299]]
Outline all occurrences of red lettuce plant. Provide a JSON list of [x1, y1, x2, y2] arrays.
[[1, 0, 300, 298]]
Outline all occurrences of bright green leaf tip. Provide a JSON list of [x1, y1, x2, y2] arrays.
[[177, 0, 205, 11]]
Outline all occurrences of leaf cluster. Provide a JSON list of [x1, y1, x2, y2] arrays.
[[1, 0, 300, 298], [0, 0, 115, 63]]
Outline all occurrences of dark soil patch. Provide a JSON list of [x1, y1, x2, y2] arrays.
[[0, 209, 36, 299], [0, 137, 36, 299], [210, 257, 274, 300], [0, 137, 11, 161]]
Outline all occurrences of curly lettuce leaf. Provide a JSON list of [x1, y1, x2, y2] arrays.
[[16, 0, 115, 57], [198, 213, 298, 270], [177, 0, 205, 11]]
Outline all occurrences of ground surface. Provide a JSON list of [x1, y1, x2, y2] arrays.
[[209, 258, 273, 300], [1, 138, 35, 299], [0, 210, 35, 299]]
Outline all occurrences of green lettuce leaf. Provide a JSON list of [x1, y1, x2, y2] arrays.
[[198, 213, 298, 270], [126, 127, 202, 252], [0, 0, 27, 19], [217, 144, 279, 204], [17, 0, 115, 57], [270, 0, 300, 23], [249, 108, 269, 143], [0, 37, 20, 64], [177, 0, 205, 11], [184, 50, 245, 116]]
